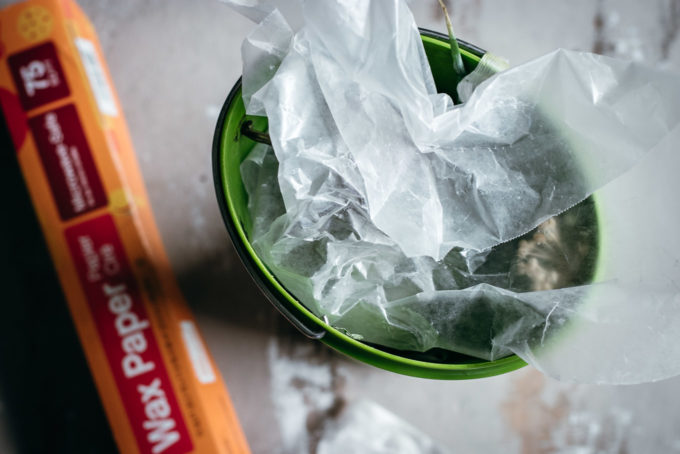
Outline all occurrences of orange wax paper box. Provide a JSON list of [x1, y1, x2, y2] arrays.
[[0, 1, 251, 453]]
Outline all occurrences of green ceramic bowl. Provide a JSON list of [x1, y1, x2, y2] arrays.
[[213, 30, 533, 379]]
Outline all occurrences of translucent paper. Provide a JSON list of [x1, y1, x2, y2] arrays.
[[219, 0, 273, 22], [224, 0, 680, 383]]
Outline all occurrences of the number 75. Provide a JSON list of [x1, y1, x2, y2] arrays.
[[20, 60, 51, 97]]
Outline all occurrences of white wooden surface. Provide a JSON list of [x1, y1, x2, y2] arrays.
[[2, 0, 679, 453]]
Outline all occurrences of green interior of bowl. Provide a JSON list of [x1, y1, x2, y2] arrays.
[[216, 33, 532, 379]]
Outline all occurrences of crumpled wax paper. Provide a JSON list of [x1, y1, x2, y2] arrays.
[[223, 0, 680, 383]]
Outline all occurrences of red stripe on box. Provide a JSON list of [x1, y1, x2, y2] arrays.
[[7, 42, 70, 111], [28, 104, 107, 220], [65, 214, 193, 454]]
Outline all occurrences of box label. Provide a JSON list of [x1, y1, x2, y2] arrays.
[[28, 104, 107, 220], [65, 214, 193, 454], [7, 41, 70, 110], [74, 38, 118, 117], [180, 321, 217, 384]]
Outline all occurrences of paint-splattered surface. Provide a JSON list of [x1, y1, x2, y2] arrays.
[[1, 0, 679, 453]]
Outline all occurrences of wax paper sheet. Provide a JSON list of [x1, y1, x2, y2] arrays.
[[224, 0, 680, 383]]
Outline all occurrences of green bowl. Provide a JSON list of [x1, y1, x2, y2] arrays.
[[213, 30, 530, 379]]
